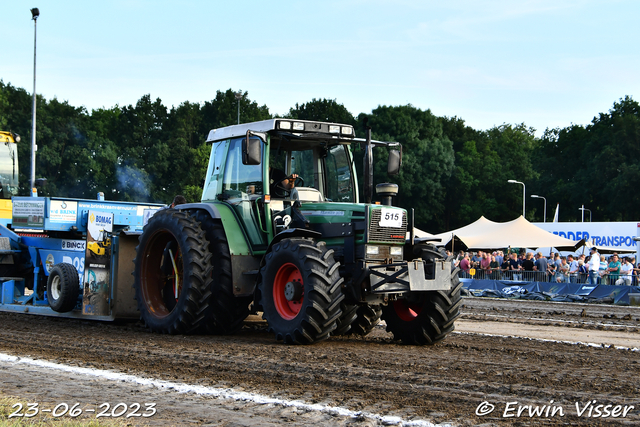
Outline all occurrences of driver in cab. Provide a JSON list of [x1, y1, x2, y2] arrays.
[[269, 167, 298, 198]]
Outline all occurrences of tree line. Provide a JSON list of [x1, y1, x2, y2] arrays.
[[1, 80, 638, 232]]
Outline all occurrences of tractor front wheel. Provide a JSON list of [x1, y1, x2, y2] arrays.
[[258, 238, 343, 344]]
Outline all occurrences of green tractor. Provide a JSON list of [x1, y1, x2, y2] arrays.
[[133, 119, 461, 344]]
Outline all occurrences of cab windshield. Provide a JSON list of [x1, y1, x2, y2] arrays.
[[267, 142, 355, 203]]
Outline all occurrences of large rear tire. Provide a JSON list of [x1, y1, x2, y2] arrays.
[[258, 238, 343, 344], [134, 209, 212, 334], [382, 275, 462, 345], [192, 211, 251, 335]]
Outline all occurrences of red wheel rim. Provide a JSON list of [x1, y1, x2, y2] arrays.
[[393, 300, 422, 322], [140, 230, 183, 318], [273, 263, 303, 320]]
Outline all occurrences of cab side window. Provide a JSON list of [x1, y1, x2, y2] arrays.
[[221, 138, 263, 198]]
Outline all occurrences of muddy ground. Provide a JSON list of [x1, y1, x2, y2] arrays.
[[1, 297, 639, 426]]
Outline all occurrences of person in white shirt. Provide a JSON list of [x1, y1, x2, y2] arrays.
[[616, 257, 633, 286], [587, 247, 600, 285]]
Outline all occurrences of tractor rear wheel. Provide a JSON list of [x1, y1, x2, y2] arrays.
[[134, 209, 212, 334], [334, 304, 382, 336], [382, 275, 462, 345], [192, 211, 251, 335], [333, 303, 358, 335], [348, 304, 382, 336], [259, 238, 343, 344]]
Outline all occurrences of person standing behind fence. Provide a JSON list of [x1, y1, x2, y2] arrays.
[[556, 257, 570, 283], [495, 251, 504, 267], [480, 252, 492, 279], [567, 255, 579, 283], [578, 259, 588, 283], [522, 252, 535, 281], [508, 252, 521, 281], [471, 251, 481, 270], [587, 247, 600, 284], [599, 255, 608, 281], [489, 255, 500, 279], [607, 254, 621, 285], [460, 253, 471, 276], [535, 252, 548, 282], [616, 257, 633, 286], [500, 256, 510, 280]]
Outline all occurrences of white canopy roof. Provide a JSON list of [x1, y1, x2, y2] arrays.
[[411, 216, 584, 251]]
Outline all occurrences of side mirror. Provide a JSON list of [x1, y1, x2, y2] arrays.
[[387, 149, 401, 175], [242, 138, 261, 165]]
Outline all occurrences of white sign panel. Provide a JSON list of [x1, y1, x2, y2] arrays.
[[534, 221, 640, 251], [88, 210, 114, 240], [61, 240, 86, 252], [12, 199, 45, 227], [379, 208, 403, 228], [49, 200, 78, 223]]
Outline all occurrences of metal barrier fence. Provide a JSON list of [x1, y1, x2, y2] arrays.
[[458, 269, 638, 286]]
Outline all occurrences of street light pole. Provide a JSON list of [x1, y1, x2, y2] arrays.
[[235, 91, 242, 124], [30, 7, 40, 191], [579, 205, 592, 222], [508, 180, 525, 217], [530, 194, 547, 222]]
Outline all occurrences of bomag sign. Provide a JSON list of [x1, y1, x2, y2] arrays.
[[90, 212, 113, 228]]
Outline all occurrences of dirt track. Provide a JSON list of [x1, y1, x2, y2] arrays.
[[1, 297, 639, 426]]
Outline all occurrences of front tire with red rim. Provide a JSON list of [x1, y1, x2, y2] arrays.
[[259, 238, 343, 344], [381, 274, 463, 345]]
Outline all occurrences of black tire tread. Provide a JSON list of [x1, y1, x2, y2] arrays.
[[191, 211, 250, 335], [382, 272, 462, 345], [259, 238, 343, 345], [133, 209, 213, 335], [47, 263, 80, 313]]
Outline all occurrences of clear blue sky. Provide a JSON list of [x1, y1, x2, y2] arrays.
[[3, 0, 639, 134]]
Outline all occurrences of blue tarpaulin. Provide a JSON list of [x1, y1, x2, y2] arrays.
[[461, 279, 640, 305]]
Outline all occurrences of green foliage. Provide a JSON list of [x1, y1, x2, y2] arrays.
[[359, 105, 455, 230], [2, 79, 639, 230], [532, 95, 640, 222], [286, 98, 356, 125]]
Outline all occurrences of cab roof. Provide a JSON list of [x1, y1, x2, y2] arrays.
[[206, 119, 355, 143]]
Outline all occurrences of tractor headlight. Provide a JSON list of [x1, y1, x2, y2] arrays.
[[329, 125, 340, 134], [292, 122, 305, 131], [390, 246, 403, 257], [366, 245, 380, 256], [278, 121, 292, 130]]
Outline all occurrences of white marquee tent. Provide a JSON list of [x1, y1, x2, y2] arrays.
[[411, 216, 585, 252]]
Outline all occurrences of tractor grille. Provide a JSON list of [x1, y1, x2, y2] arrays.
[[368, 209, 407, 243]]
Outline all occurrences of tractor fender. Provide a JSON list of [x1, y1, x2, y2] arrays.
[[180, 202, 252, 257], [178, 202, 221, 219], [259, 228, 321, 268]]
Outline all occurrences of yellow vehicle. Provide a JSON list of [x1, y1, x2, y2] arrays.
[[0, 132, 20, 226], [88, 230, 111, 258]]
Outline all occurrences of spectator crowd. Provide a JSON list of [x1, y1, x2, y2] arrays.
[[454, 248, 638, 286]]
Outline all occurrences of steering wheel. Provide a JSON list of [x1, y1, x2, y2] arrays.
[[275, 175, 304, 196], [290, 175, 304, 187]]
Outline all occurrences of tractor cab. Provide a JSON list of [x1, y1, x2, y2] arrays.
[[201, 119, 399, 253]]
